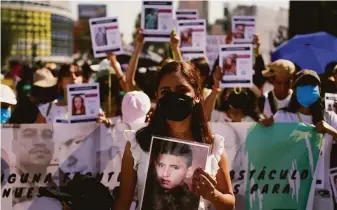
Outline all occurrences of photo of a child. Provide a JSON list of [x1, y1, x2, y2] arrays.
[[72, 94, 86, 116], [223, 54, 238, 76], [141, 137, 209, 210]]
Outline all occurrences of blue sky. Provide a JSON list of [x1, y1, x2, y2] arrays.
[[70, 0, 289, 44]]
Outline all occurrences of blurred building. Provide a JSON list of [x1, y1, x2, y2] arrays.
[[210, 3, 230, 35], [231, 5, 288, 63], [73, 4, 107, 54], [1, 0, 73, 63], [289, 1, 337, 38], [178, 1, 209, 23]]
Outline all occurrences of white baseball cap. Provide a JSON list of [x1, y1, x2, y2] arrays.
[[121, 91, 151, 124], [0, 84, 17, 105]]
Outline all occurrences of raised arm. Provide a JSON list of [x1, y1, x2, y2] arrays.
[[125, 29, 144, 92], [204, 66, 223, 121], [171, 30, 184, 62], [113, 142, 137, 210], [107, 53, 126, 91]]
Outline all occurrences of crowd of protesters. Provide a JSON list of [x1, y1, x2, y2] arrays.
[[1, 27, 337, 210]]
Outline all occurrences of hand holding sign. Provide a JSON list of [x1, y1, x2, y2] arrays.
[[136, 28, 144, 46], [192, 168, 218, 201], [170, 29, 180, 49]]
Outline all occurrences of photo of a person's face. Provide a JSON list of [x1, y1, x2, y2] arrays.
[[234, 24, 245, 39], [223, 54, 237, 75], [180, 29, 193, 47], [12, 124, 54, 168], [155, 154, 191, 189], [72, 95, 85, 116], [58, 133, 96, 177]]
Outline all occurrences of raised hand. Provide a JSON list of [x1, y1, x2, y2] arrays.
[[171, 29, 180, 49]]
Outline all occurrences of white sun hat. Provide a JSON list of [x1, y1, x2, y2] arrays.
[[0, 84, 17, 105]]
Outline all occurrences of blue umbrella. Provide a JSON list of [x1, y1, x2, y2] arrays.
[[272, 32, 337, 61], [281, 45, 337, 74]]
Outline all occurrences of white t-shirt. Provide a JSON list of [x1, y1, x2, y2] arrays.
[[263, 91, 293, 118], [210, 110, 255, 123], [262, 81, 274, 95], [125, 130, 226, 210]]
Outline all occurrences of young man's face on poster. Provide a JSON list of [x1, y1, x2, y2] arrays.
[[155, 154, 192, 190]]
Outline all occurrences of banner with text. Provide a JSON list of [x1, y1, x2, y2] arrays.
[[1, 122, 331, 210]]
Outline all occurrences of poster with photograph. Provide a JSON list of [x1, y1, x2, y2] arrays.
[[175, 9, 199, 20], [89, 17, 123, 58], [141, 0, 174, 42], [140, 136, 210, 210], [181, 50, 206, 62], [219, 44, 253, 87], [206, 35, 226, 69], [177, 19, 206, 60], [325, 93, 337, 112], [67, 83, 100, 123], [232, 16, 255, 43], [329, 167, 337, 203]]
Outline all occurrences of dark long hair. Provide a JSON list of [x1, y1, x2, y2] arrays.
[[136, 61, 214, 152], [58, 64, 83, 99]]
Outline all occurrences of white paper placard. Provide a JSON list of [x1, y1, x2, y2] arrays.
[[325, 93, 337, 112], [206, 35, 226, 69], [219, 44, 253, 88], [141, 0, 174, 42], [181, 50, 206, 62], [67, 83, 100, 122], [232, 16, 256, 44], [175, 9, 199, 20], [89, 17, 123, 58], [177, 19, 206, 61]]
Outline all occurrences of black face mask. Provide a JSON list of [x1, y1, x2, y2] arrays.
[[158, 92, 194, 121]]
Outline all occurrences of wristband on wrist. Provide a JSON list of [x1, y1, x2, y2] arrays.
[[212, 85, 221, 92]]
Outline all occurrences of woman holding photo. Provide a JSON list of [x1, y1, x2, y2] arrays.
[[114, 61, 235, 210], [36, 64, 84, 123]]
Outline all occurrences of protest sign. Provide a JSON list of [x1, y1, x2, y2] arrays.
[[89, 17, 123, 58], [219, 44, 253, 87], [206, 35, 226, 69], [232, 16, 256, 44], [66, 83, 100, 123], [177, 19, 206, 61], [140, 136, 209, 210], [325, 93, 337, 112], [141, 0, 173, 42], [175, 9, 198, 20], [1, 122, 330, 210]]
